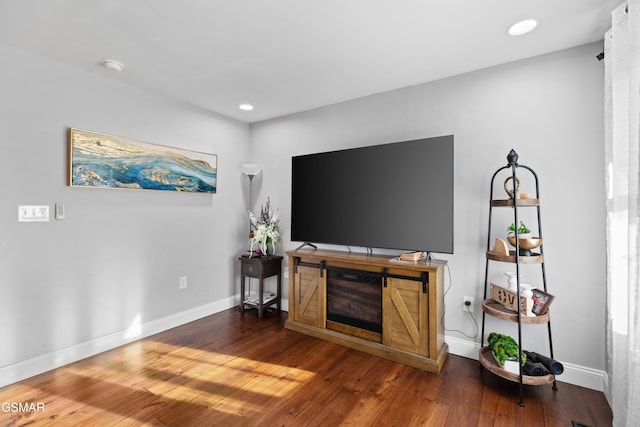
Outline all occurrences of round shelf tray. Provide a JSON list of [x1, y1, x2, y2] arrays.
[[479, 346, 555, 386], [482, 299, 550, 324], [486, 250, 544, 264], [490, 198, 540, 207]]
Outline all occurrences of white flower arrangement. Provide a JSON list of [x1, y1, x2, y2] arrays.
[[248, 197, 280, 256]]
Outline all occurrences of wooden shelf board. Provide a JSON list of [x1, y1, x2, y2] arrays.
[[482, 299, 550, 324], [490, 198, 540, 207], [486, 250, 544, 264], [479, 346, 555, 386], [286, 248, 447, 273]]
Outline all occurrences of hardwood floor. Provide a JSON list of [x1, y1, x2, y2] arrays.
[[1, 308, 612, 426]]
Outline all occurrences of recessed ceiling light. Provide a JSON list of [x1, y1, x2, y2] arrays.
[[507, 19, 538, 36], [103, 59, 124, 72], [239, 104, 254, 111]]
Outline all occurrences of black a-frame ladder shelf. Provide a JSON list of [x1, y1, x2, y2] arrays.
[[479, 149, 557, 407]]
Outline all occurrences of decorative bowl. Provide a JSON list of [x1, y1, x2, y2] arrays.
[[507, 236, 543, 250]]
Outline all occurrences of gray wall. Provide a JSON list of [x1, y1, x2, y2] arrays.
[[0, 44, 250, 373], [0, 40, 607, 388], [250, 42, 607, 374]]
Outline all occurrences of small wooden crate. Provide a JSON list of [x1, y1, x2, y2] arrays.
[[490, 283, 534, 317]]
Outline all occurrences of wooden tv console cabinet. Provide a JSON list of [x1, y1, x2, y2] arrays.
[[284, 249, 448, 374]]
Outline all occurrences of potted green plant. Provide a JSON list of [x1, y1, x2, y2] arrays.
[[488, 332, 526, 371], [507, 220, 543, 256], [507, 221, 531, 239]]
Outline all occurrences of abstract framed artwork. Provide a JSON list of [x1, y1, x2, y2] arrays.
[[68, 128, 217, 193]]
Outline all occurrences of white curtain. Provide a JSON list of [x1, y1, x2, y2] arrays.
[[604, 0, 640, 426]]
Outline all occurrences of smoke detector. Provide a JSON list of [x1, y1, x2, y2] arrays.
[[103, 59, 124, 72]]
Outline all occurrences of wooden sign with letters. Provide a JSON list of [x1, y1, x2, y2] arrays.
[[490, 283, 534, 317]]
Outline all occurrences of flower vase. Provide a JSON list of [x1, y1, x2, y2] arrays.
[[262, 238, 272, 257], [505, 272, 521, 291]]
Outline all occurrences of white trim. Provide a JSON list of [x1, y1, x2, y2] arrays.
[[0, 296, 237, 388], [445, 335, 482, 360], [603, 371, 612, 407], [445, 334, 608, 392]]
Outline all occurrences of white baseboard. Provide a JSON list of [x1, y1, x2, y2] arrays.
[[445, 334, 608, 392], [445, 335, 483, 360], [0, 296, 238, 388]]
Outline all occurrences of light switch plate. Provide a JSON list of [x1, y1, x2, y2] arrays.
[[18, 205, 50, 222], [55, 203, 65, 220]]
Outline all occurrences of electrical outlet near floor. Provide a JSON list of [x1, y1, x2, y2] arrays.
[[462, 296, 474, 313], [179, 276, 188, 290]]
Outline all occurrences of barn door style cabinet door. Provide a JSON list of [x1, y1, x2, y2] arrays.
[[382, 275, 429, 356], [291, 258, 326, 328]]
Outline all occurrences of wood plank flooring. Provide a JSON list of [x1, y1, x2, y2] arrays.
[[0, 308, 612, 426]]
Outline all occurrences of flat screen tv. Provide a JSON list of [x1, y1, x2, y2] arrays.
[[291, 135, 454, 254]]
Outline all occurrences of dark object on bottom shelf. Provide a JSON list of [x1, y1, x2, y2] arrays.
[[571, 421, 592, 427], [522, 360, 545, 376], [525, 351, 564, 375]]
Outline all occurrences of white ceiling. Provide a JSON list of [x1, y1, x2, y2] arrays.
[[0, 0, 617, 123]]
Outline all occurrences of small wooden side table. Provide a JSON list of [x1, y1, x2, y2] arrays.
[[238, 255, 283, 318]]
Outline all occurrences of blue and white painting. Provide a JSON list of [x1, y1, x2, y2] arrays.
[[69, 128, 217, 193]]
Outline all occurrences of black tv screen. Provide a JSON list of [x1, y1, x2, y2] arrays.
[[291, 135, 454, 253]]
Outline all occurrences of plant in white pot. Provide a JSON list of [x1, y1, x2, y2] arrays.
[[507, 221, 531, 239]]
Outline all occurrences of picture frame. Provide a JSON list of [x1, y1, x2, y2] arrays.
[[68, 128, 217, 193], [531, 288, 555, 315]]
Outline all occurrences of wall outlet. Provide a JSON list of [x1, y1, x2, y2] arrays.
[[463, 296, 474, 313], [179, 276, 188, 290]]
